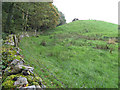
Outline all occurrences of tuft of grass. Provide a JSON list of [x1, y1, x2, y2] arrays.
[[107, 38, 117, 44], [19, 20, 118, 88]]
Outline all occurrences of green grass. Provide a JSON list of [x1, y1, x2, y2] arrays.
[[19, 20, 118, 88]]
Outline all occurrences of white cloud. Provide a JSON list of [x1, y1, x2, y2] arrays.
[[53, 0, 119, 24]]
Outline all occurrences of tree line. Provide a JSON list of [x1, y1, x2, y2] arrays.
[[2, 2, 66, 38]]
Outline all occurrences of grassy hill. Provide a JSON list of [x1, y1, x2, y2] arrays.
[[19, 20, 118, 88]]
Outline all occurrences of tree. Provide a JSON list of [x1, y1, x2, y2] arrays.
[[2, 2, 60, 33], [57, 11, 66, 26], [2, 2, 15, 33], [53, 5, 66, 26]]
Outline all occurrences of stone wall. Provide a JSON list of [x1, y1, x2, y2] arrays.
[[2, 34, 46, 89]]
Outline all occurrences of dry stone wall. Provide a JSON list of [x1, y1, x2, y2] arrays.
[[2, 34, 46, 89]]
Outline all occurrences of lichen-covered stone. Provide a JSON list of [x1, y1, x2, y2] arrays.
[[2, 75, 19, 89], [22, 69, 31, 76], [2, 34, 46, 89], [2, 80, 16, 89], [41, 84, 46, 88], [20, 85, 36, 89], [32, 82, 39, 85], [4, 34, 15, 46], [26, 76, 34, 83], [36, 85, 41, 88], [4, 65, 34, 75], [10, 59, 24, 67], [34, 76, 42, 82], [14, 76, 28, 86]]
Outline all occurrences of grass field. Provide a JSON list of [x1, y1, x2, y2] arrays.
[[19, 20, 118, 88]]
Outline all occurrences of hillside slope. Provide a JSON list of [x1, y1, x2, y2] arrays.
[[19, 20, 118, 88]]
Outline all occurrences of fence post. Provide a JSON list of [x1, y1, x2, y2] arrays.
[[35, 30, 37, 36], [13, 35, 18, 47]]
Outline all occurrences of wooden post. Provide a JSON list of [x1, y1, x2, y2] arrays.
[[25, 11, 28, 31], [35, 30, 36, 36], [13, 35, 18, 47], [22, 12, 25, 31]]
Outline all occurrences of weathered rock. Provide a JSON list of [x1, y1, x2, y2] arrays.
[[19, 60, 24, 65], [4, 67, 12, 75], [15, 47, 22, 55], [4, 65, 34, 75], [2, 34, 46, 89], [10, 59, 19, 65], [9, 59, 24, 69], [20, 35, 24, 38], [25, 32, 29, 37], [5, 41, 14, 46], [4, 34, 15, 46], [12, 59, 22, 65], [41, 84, 46, 88], [22, 69, 31, 76], [20, 85, 36, 89], [14, 65, 34, 74], [12, 77, 18, 81], [36, 85, 41, 88], [14, 76, 28, 86]]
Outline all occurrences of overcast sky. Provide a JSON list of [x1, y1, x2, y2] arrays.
[[53, 0, 119, 24]]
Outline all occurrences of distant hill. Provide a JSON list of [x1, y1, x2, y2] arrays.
[[19, 20, 118, 88]]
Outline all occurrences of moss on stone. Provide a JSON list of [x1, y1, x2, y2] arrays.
[[32, 82, 39, 85], [22, 66, 26, 69], [26, 76, 34, 83], [34, 76, 42, 82], [2, 36, 45, 89], [4, 75, 17, 82], [2, 80, 16, 89], [4, 74, 25, 82]]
